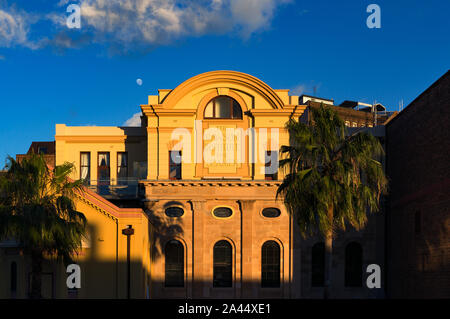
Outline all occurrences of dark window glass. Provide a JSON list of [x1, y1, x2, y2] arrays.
[[97, 152, 110, 184], [232, 102, 242, 119], [265, 151, 278, 180], [80, 152, 90, 182], [97, 152, 110, 194], [117, 152, 128, 184], [215, 96, 232, 118], [262, 208, 281, 218], [213, 240, 232, 287], [37, 147, 47, 154], [204, 96, 242, 119], [213, 207, 233, 218], [345, 242, 363, 287], [261, 241, 280, 288], [169, 151, 182, 180], [311, 242, 325, 287], [415, 210, 421, 234], [11, 262, 17, 296], [165, 207, 184, 218], [165, 240, 184, 287]]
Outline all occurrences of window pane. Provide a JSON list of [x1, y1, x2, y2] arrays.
[[214, 96, 232, 118], [165, 207, 184, 218], [81, 153, 90, 166], [311, 243, 325, 287], [232, 100, 242, 119], [213, 240, 232, 287], [345, 242, 363, 287], [213, 207, 233, 218], [261, 241, 280, 288], [169, 151, 182, 180], [169, 166, 181, 180], [204, 101, 214, 118], [80, 152, 90, 181], [118, 152, 127, 166], [165, 240, 184, 287], [204, 96, 242, 119], [98, 153, 110, 166], [117, 153, 128, 181], [265, 151, 278, 180], [262, 208, 281, 218], [98, 153, 110, 186]]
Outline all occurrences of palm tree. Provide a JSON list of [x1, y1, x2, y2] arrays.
[[277, 104, 387, 298], [0, 154, 87, 299]]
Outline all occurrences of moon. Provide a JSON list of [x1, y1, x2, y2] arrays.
[[136, 78, 143, 86]]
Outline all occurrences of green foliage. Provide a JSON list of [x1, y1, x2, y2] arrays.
[[277, 104, 388, 238], [0, 153, 87, 265]]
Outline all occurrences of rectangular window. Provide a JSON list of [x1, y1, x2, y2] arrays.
[[265, 151, 278, 181], [169, 151, 182, 180], [97, 152, 110, 185], [80, 152, 90, 183], [117, 152, 128, 184]]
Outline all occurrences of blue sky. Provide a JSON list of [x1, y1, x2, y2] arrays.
[[0, 0, 449, 163]]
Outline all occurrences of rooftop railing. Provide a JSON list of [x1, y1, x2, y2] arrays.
[[84, 178, 141, 199]]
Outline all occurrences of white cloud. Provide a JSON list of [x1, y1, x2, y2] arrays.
[[123, 112, 142, 126], [291, 84, 307, 95], [63, 0, 290, 51], [229, 0, 290, 37], [0, 7, 32, 48], [0, 0, 291, 52], [290, 82, 322, 96]]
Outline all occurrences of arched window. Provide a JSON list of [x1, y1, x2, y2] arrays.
[[311, 242, 325, 287], [213, 207, 233, 218], [213, 240, 232, 287], [204, 96, 242, 119], [261, 241, 281, 288], [165, 240, 184, 287], [345, 242, 363, 287], [10, 262, 17, 298]]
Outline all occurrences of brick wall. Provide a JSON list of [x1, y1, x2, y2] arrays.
[[386, 70, 450, 298]]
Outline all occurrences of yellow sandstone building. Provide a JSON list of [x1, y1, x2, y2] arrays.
[[1, 71, 385, 299]]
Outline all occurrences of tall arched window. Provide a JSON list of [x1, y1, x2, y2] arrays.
[[165, 240, 184, 287], [10, 262, 17, 298], [311, 242, 325, 287], [261, 241, 281, 288], [345, 242, 363, 287], [204, 96, 242, 119], [213, 240, 232, 287]]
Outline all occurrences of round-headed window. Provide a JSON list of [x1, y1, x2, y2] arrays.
[[165, 207, 184, 218], [213, 207, 233, 218], [204, 96, 242, 119], [262, 208, 281, 218]]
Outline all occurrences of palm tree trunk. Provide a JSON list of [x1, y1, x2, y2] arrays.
[[30, 249, 43, 299], [324, 207, 333, 299]]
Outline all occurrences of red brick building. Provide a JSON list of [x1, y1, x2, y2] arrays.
[[386, 70, 450, 298]]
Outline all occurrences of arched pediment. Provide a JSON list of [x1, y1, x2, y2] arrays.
[[161, 70, 285, 110]]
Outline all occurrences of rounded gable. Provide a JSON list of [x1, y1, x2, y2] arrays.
[[161, 70, 285, 110]]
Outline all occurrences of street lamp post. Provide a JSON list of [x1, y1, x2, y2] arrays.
[[122, 225, 134, 299]]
